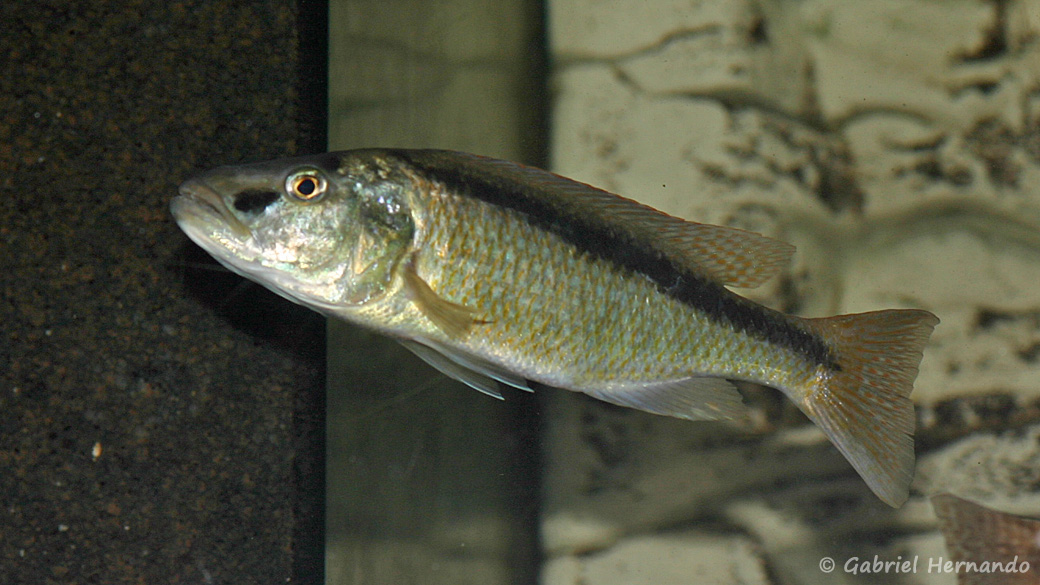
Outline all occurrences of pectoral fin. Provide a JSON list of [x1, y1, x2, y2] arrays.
[[403, 258, 482, 339]]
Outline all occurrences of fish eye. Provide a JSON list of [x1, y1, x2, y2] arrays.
[[285, 169, 328, 202]]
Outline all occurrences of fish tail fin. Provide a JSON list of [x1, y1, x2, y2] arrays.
[[799, 309, 939, 507]]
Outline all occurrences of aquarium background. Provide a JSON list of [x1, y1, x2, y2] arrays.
[[1, 1, 325, 583], [4, 1, 1040, 584], [329, 1, 1040, 585], [324, 2, 545, 583]]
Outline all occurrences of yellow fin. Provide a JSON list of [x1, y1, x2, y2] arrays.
[[799, 309, 939, 507], [403, 258, 481, 339]]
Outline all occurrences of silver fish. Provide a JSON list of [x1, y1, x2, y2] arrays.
[[171, 149, 939, 506]]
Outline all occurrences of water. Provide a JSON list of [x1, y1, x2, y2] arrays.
[[325, 1, 544, 583]]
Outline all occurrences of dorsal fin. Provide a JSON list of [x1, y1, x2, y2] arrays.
[[652, 221, 794, 288], [398, 150, 794, 288]]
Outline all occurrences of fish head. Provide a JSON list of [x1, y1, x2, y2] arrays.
[[171, 152, 415, 312]]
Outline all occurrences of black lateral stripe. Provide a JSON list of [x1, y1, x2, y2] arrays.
[[393, 150, 838, 369]]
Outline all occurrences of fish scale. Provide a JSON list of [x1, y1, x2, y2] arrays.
[[171, 148, 938, 506], [415, 182, 812, 393]]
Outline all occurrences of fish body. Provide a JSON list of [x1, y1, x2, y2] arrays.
[[171, 149, 938, 506], [932, 494, 1040, 584]]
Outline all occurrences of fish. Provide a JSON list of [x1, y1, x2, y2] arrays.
[[170, 148, 939, 507], [932, 493, 1040, 584]]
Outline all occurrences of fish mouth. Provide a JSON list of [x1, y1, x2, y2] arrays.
[[172, 178, 252, 238]]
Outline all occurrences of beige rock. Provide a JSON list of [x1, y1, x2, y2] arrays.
[[542, 531, 770, 585], [550, 0, 754, 59], [552, 0, 1040, 409], [540, 392, 856, 556], [801, 0, 993, 128], [916, 423, 1040, 513], [547, 0, 1040, 581]]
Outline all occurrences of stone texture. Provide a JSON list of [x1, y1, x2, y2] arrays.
[[916, 423, 1040, 514], [551, 0, 1040, 419], [546, 0, 1040, 583], [551, 0, 754, 59], [543, 531, 770, 585], [540, 391, 851, 557]]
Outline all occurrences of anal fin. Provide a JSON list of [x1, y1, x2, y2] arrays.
[[584, 376, 747, 421]]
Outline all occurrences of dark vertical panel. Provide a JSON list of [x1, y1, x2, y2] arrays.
[[294, 1, 330, 583], [297, 0, 330, 155], [324, 1, 548, 584], [506, 5, 549, 581]]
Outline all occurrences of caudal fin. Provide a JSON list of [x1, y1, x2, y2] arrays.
[[801, 309, 939, 507]]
